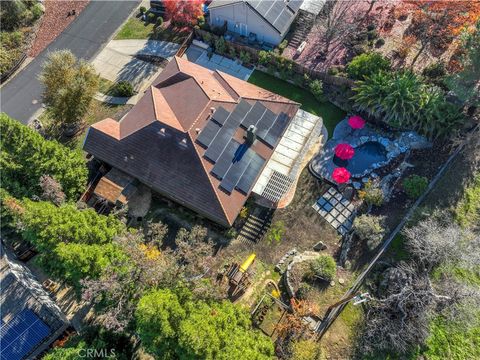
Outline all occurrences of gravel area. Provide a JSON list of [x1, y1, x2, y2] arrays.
[[29, 0, 90, 57]]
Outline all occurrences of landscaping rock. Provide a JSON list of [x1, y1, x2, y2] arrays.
[[330, 281, 336, 287], [313, 241, 327, 251], [338, 278, 345, 285]]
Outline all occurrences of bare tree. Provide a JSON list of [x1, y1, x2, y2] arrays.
[[403, 215, 480, 271], [39, 175, 65, 205], [315, 0, 358, 55], [361, 262, 478, 354]]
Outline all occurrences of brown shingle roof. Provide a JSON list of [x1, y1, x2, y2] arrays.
[[84, 57, 300, 226]]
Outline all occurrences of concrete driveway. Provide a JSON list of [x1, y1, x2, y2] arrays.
[[92, 39, 180, 92]]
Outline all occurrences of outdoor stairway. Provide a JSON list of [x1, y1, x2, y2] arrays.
[[237, 208, 274, 245], [288, 10, 317, 50]]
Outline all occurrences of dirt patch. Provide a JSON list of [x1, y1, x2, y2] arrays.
[[29, 0, 90, 57]]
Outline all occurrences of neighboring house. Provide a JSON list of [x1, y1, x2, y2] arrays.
[[84, 57, 323, 227], [0, 244, 69, 360], [208, 0, 304, 46]]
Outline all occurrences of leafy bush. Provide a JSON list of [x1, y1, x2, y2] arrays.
[[308, 255, 336, 281], [156, 16, 164, 27], [375, 38, 385, 47], [112, 81, 135, 97], [0, 113, 88, 200], [353, 214, 386, 250], [309, 79, 324, 101], [214, 36, 226, 55], [367, 30, 378, 41], [139, 6, 146, 14], [239, 50, 251, 64], [147, 12, 156, 23], [228, 45, 236, 59], [358, 180, 384, 207], [239, 206, 249, 219], [296, 283, 312, 300], [290, 340, 324, 360], [258, 50, 271, 65], [422, 62, 446, 87], [31, 3, 43, 20], [347, 52, 390, 80], [403, 175, 428, 199], [353, 71, 464, 139], [278, 39, 288, 54], [266, 221, 285, 244]]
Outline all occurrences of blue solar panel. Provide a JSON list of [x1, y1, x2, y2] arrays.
[[211, 107, 230, 125], [236, 154, 266, 194], [1, 309, 51, 360], [196, 120, 222, 148], [220, 148, 254, 193], [263, 112, 290, 147], [211, 140, 239, 179]]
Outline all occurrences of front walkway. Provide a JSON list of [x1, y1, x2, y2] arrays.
[[92, 39, 180, 93], [183, 45, 254, 80]]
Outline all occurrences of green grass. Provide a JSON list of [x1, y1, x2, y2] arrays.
[[98, 77, 115, 95], [115, 18, 154, 40], [247, 70, 346, 137], [115, 17, 189, 44], [455, 173, 480, 228]]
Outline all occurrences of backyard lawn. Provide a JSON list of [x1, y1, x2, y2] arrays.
[[247, 70, 346, 137]]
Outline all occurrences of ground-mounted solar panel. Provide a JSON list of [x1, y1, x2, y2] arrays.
[[211, 140, 239, 179], [254, 108, 277, 138], [211, 107, 230, 125], [236, 154, 265, 194], [1, 309, 51, 360], [220, 148, 254, 193], [196, 120, 222, 148], [264, 112, 290, 147], [241, 101, 267, 128]]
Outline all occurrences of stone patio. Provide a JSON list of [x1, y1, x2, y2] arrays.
[[312, 187, 355, 236]]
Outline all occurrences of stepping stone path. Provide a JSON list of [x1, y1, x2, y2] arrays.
[[312, 187, 356, 236]]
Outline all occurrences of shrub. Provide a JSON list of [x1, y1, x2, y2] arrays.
[[375, 38, 385, 47], [309, 79, 324, 101], [309, 255, 336, 281], [352, 44, 367, 56], [455, 174, 480, 227], [156, 16, 164, 27], [147, 12, 156, 23], [358, 180, 384, 207], [403, 175, 428, 199], [239, 206, 249, 219], [139, 6, 146, 14], [214, 36, 226, 55], [347, 52, 391, 80], [258, 50, 271, 65], [202, 32, 212, 45], [291, 340, 323, 360], [353, 214, 386, 250], [367, 30, 378, 41], [224, 228, 237, 239], [296, 283, 312, 300], [367, 24, 375, 32], [422, 62, 446, 87], [239, 50, 251, 64], [112, 81, 135, 97], [31, 3, 44, 21], [266, 221, 285, 244], [278, 39, 288, 54], [228, 46, 236, 59]]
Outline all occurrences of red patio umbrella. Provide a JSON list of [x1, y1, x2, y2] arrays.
[[335, 143, 355, 160], [332, 167, 351, 184], [348, 115, 366, 129]]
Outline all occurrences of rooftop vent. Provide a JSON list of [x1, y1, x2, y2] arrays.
[[158, 128, 166, 136], [246, 125, 257, 144], [179, 138, 188, 149]]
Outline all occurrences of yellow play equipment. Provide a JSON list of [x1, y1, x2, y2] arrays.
[[226, 253, 256, 298]]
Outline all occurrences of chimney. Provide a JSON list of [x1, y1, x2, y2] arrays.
[[246, 125, 257, 144]]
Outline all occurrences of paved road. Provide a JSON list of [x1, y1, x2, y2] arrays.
[[0, 1, 139, 124]]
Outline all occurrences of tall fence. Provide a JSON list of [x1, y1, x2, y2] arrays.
[[193, 28, 354, 89]]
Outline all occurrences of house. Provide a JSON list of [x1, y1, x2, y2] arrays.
[[208, 0, 304, 46], [0, 244, 70, 360], [84, 57, 324, 226]]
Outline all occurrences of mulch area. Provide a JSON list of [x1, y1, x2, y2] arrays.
[[29, 0, 90, 57]]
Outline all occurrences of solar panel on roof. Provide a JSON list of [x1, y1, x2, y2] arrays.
[[264, 113, 290, 146], [211, 140, 239, 179], [196, 120, 222, 148], [220, 148, 254, 193], [0, 309, 51, 360], [264, 1, 284, 25], [241, 102, 267, 128], [211, 107, 230, 125], [254, 108, 277, 138], [273, 8, 293, 33], [236, 154, 265, 194], [287, 0, 303, 12]]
